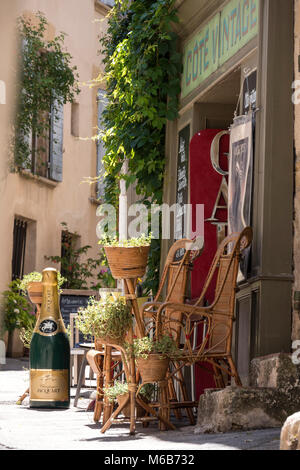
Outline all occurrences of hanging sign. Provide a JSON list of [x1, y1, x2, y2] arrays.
[[175, 125, 190, 260], [242, 70, 257, 114], [228, 114, 253, 278], [182, 0, 259, 99], [190, 129, 230, 399]]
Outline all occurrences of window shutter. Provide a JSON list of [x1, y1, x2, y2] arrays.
[[96, 89, 108, 199], [49, 98, 64, 182], [101, 0, 115, 6]]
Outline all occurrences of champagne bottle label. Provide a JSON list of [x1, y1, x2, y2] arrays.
[[30, 369, 69, 402], [35, 318, 65, 337]]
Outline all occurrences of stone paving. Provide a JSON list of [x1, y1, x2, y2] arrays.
[[0, 358, 281, 450]]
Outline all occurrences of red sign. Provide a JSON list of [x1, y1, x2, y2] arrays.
[[190, 129, 229, 398]]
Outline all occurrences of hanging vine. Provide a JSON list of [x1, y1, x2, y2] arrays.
[[99, 0, 182, 294], [13, 12, 80, 172]]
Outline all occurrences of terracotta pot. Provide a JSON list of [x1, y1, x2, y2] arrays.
[[27, 282, 43, 305], [104, 246, 150, 279]]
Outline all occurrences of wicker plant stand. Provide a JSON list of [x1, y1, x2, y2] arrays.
[[99, 245, 175, 434]]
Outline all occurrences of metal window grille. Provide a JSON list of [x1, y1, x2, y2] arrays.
[[12, 218, 27, 281]]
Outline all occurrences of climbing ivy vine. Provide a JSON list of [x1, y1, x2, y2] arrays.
[[14, 12, 80, 172], [99, 0, 182, 294]]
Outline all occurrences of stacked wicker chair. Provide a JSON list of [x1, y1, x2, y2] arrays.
[[154, 227, 253, 413]]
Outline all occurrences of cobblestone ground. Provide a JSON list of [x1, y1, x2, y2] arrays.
[[0, 358, 281, 450]]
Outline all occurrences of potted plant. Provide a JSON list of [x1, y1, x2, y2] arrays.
[[18, 271, 66, 296], [99, 234, 152, 280], [104, 382, 155, 418], [2, 280, 36, 357], [126, 335, 179, 383], [76, 297, 132, 346], [14, 271, 66, 352]]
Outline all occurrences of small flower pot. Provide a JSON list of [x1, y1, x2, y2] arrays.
[[136, 354, 170, 383]]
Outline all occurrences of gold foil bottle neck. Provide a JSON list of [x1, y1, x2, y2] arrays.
[[42, 268, 58, 286], [37, 268, 66, 333]]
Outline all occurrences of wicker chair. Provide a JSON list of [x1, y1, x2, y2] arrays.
[[155, 227, 253, 409], [140, 237, 203, 425]]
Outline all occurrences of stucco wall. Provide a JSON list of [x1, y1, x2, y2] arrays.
[[0, 0, 109, 338]]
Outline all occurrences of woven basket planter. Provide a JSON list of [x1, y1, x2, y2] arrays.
[[117, 393, 146, 419], [136, 354, 170, 383], [104, 246, 150, 279], [95, 336, 124, 348]]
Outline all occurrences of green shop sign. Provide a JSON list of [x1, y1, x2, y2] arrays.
[[182, 0, 259, 99]]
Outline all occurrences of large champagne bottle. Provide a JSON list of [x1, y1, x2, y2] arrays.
[[30, 268, 70, 408]]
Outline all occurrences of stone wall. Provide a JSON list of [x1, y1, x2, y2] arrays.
[[196, 354, 300, 434]]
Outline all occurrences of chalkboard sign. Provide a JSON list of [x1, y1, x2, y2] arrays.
[[60, 290, 96, 345], [242, 70, 257, 114], [175, 125, 190, 260]]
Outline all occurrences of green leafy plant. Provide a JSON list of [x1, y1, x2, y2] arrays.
[[14, 12, 80, 172], [76, 297, 132, 342], [2, 281, 36, 334], [18, 271, 66, 295], [20, 323, 71, 349], [99, 233, 152, 247], [96, 0, 182, 294], [104, 381, 129, 403], [125, 334, 179, 360], [45, 223, 109, 291], [19, 326, 34, 349], [104, 381, 155, 403], [98, 255, 116, 288]]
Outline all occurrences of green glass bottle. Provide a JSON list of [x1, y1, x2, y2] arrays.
[[29, 268, 70, 409]]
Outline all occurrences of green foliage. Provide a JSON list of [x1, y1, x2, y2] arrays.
[[104, 381, 129, 403], [14, 12, 80, 171], [104, 381, 155, 403], [99, 0, 182, 294], [19, 325, 34, 349], [76, 297, 132, 341], [18, 271, 66, 295], [99, 233, 152, 247], [98, 255, 116, 289], [20, 323, 71, 349], [2, 281, 36, 334], [125, 334, 178, 359], [45, 223, 112, 291]]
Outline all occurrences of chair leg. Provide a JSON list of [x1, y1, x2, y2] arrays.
[[17, 387, 29, 405], [212, 362, 226, 388], [176, 363, 195, 425], [94, 356, 104, 423], [158, 380, 171, 431], [228, 356, 242, 387], [74, 353, 87, 407], [103, 346, 113, 424], [167, 370, 182, 420]]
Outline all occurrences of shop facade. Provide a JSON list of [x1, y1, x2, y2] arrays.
[[163, 0, 294, 384]]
